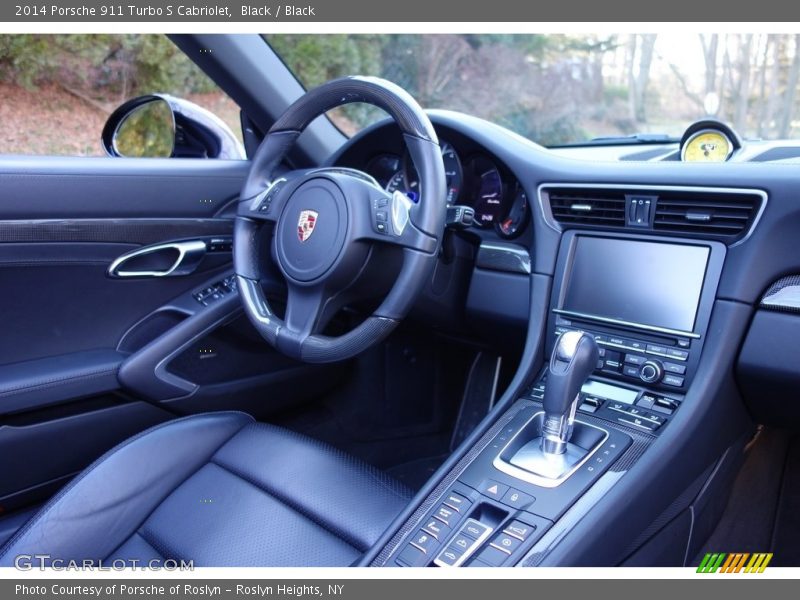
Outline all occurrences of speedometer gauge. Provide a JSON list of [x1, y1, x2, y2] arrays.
[[386, 142, 462, 204], [681, 129, 733, 162]]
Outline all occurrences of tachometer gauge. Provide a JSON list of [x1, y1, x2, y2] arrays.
[[464, 155, 504, 228], [497, 186, 529, 238], [365, 153, 401, 188], [681, 129, 733, 162], [388, 142, 462, 204]]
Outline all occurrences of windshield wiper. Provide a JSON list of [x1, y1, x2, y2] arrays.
[[551, 133, 680, 147]]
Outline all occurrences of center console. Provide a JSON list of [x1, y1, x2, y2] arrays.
[[377, 231, 726, 568]]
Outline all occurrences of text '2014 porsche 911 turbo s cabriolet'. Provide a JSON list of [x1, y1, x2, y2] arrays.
[[1, 32, 799, 568]]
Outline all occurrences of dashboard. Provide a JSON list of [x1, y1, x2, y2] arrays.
[[328, 108, 800, 429], [331, 122, 531, 241]]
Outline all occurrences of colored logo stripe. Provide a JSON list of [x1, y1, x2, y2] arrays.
[[697, 552, 773, 573]]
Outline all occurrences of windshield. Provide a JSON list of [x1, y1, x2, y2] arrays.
[[267, 33, 800, 146]]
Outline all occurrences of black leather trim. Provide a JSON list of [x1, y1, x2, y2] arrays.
[[0, 412, 411, 567], [0, 349, 124, 415], [0, 411, 253, 564]]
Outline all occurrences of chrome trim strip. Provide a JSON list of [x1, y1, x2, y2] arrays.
[[553, 308, 701, 339], [536, 183, 768, 247], [492, 411, 609, 489], [107, 240, 207, 278]]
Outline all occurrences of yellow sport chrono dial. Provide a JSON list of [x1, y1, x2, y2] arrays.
[[681, 129, 734, 162]]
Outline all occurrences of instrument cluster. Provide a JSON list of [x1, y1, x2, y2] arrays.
[[364, 141, 529, 239]]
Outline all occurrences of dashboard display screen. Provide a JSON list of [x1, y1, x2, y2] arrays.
[[562, 237, 710, 333]]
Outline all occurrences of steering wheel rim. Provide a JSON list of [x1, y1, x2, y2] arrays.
[[234, 76, 446, 363]]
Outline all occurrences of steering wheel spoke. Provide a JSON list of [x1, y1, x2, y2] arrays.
[[237, 170, 305, 222], [352, 188, 439, 253]]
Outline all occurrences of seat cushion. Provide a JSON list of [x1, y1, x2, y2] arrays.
[[0, 412, 410, 567]]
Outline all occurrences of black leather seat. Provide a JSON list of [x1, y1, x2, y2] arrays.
[[0, 412, 411, 567]]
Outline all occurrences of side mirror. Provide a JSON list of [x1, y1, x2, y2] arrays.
[[102, 94, 246, 159], [112, 97, 175, 158]]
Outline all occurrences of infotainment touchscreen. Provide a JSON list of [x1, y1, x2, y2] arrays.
[[561, 237, 710, 334]]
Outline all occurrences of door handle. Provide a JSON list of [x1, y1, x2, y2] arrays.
[[108, 240, 207, 278]]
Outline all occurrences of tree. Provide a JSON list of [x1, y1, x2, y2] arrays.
[[627, 34, 657, 123], [780, 35, 800, 138]]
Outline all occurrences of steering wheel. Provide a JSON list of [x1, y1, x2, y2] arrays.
[[234, 77, 446, 363]]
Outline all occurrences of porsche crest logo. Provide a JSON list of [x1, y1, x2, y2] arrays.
[[297, 210, 318, 242]]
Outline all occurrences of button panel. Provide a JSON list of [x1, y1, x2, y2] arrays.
[[193, 274, 237, 306], [554, 325, 694, 395], [434, 518, 494, 568]]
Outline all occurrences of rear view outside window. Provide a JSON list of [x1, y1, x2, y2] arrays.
[[0, 34, 241, 156], [267, 33, 800, 146]]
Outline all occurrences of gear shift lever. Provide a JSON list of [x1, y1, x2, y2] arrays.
[[541, 331, 599, 455]]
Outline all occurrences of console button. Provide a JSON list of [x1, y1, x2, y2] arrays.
[[608, 401, 628, 413], [665, 348, 689, 361], [646, 344, 668, 356], [624, 353, 646, 366], [640, 360, 664, 384], [500, 488, 535, 509], [473, 545, 510, 567], [479, 480, 509, 500], [607, 336, 627, 347], [628, 340, 646, 351], [423, 518, 451, 540], [503, 520, 537, 541], [616, 415, 661, 432], [677, 338, 691, 348], [434, 505, 457, 526], [663, 362, 687, 375], [491, 533, 522, 554], [462, 520, 489, 539], [443, 492, 471, 513], [435, 546, 463, 567], [409, 530, 439, 554], [636, 394, 657, 410], [662, 374, 684, 387], [450, 533, 474, 553], [652, 396, 679, 414], [623, 365, 640, 378], [397, 543, 428, 567]]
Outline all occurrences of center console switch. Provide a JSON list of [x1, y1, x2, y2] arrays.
[[392, 403, 632, 567]]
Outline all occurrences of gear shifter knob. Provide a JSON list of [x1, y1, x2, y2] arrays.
[[541, 331, 599, 455]]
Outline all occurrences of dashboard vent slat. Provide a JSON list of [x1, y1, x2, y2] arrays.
[[545, 186, 763, 243], [653, 192, 761, 240], [548, 190, 626, 227]]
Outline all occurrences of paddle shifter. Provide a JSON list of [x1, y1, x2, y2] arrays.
[[540, 331, 599, 456]]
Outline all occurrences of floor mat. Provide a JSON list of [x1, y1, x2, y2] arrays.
[[386, 454, 449, 492], [693, 428, 789, 561], [771, 435, 800, 566]]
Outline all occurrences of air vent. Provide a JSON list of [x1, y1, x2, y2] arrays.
[[653, 191, 762, 240], [548, 189, 626, 227]]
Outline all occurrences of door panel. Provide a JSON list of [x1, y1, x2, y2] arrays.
[[0, 156, 342, 513]]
